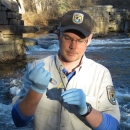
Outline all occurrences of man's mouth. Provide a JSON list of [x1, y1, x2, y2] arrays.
[[67, 51, 77, 55]]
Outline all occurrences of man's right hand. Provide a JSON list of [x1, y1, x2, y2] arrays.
[[28, 62, 51, 94]]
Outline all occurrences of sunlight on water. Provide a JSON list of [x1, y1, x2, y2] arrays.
[[26, 36, 130, 54], [0, 34, 130, 129], [0, 103, 14, 129]]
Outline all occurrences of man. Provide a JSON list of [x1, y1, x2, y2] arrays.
[[12, 10, 120, 130]]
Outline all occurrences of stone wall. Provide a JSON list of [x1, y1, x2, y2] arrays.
[[82, 5, 130, 37], [0, 0, 37, 62], [16, 0, 130, 36], [82, 6, 110, 37], [49, 5, 130, 37]]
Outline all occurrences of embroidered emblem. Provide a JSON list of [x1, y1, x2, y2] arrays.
[[72, 13, 84, 24], [106, 86, 116, 105]]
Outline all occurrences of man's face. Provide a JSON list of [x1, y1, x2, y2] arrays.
[[58, 32, 92, 62]]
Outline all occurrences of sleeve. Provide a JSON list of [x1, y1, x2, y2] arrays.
[[94, 113, 119, 130], [12, 102, 33, 127], [12, 71, 34, 127], [12, 59, 45, 127], [11, 61, 35, 126], [11, 58, 47, 127], [97, 69, 120, 122]]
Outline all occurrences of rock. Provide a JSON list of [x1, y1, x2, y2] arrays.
[[127, 33, 130, 37], [18, 26, 38, 33], [11, 0, 19, 12], [23, 38, 37, 46], [1, 0, 12, 11]]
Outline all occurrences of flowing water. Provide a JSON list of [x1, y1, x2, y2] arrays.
[[0, 33, 130, 130]]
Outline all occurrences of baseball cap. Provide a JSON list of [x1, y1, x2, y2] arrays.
[[60, 10, 94, 37]]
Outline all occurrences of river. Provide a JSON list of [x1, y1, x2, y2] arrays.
[[0, 33, 130, 130]]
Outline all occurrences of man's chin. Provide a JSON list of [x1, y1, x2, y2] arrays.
[[64, 56, 79, 62]]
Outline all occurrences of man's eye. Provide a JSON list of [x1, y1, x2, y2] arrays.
[[78, 39, 84, 43], [64, 36, 70, 40]]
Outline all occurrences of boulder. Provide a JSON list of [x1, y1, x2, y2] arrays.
[[0, 0, 19, 12]]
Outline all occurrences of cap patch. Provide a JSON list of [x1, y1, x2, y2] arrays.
[[107, 86, 116, 105], [72, 13, 84, 24]]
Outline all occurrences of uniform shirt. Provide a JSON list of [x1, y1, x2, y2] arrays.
[[12, 54, 120, 130]]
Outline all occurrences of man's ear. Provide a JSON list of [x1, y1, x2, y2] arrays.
[[86, 34, 93, 46]]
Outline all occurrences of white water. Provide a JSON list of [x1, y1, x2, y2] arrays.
[[26, 34, 130, 53], [0, 34, 130, 129]]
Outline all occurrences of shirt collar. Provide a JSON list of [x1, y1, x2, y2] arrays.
[[55, 54, 86, 72]]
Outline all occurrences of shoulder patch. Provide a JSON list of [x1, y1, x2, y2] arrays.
[[106, 86, 116, 105]]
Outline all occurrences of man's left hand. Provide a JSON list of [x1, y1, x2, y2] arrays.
[[61, 88, 87, 115]]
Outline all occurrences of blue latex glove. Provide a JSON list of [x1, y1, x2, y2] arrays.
[[28, 62, 51, 94], [61, 88, 87, 115]]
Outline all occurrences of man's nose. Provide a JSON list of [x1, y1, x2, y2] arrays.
[[69, 40, 77, 49]]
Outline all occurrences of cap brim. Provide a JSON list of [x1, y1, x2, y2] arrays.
[[60, 25, 91, 37]]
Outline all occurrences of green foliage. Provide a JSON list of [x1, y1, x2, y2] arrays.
[[22, 0, 130, 28], [57, 0, 70, 15]]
